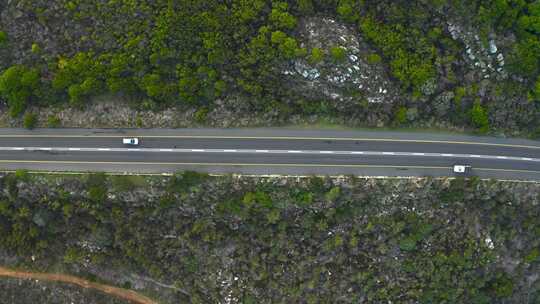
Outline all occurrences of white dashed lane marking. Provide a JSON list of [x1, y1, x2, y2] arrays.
[[0, 147, 538, 163]]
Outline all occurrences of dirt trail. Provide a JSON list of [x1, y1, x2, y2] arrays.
[[0, 266, 158, 304]]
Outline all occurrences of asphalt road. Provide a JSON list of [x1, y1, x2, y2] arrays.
[[0, 128, 539, 180]]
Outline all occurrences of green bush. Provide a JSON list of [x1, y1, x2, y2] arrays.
[[23, 112, 37, 129], [14, 169, 29, 181], [88, 186, 107, 203], [308, 47, 324, 64], [111, 175, 148, 192], [31, 43, 41, 54], [395, 106, 408, 124], [0, 31, 7, 46], [86, 172, 107, 188], [194, 107, 209, 123], [471, 101, 489, 133], [47, 115, 61, 127], [366, 53, 382, 64], [330, 46, 346, 62]]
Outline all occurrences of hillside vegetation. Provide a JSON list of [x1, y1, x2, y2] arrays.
[[0, 1, 540, 133], [0, 172, 538, 303]]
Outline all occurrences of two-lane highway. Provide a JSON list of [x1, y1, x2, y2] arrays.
[[0, 128, 539, 180]]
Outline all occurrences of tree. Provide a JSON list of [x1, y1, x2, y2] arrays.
[[269, 2, 297, 30], [0, 66, 40, 117]]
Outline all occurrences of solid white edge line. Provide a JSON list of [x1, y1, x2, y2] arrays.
[[412, 153, 425, 156], [223, 149, 237, 152], [287, 150, 302, 153], [159, 149, 173, 152], [98, 148, 110, 151], [441, 154, 454, 157], [191, 149, 205, 152], [255, 150, 269, 153], [39, 148, 51, 151], [351, 151, 364, 154], [497, 156, 508, 159], [470, 155, 481, 158], [382, 152, 394, 155], [68, 148, 81, 151], [320, 151, 334, 154], [522, 157, 533, 161]]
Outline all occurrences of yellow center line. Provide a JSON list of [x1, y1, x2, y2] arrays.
[[0, 134, 538, 149], [0, 160, 539, 174]]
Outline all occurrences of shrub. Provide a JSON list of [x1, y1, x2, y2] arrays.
[[330, 46, 346, 62], [366, 53, 382, 64], [88, 186, 107, 203], [14, 169, 29, 181], [194, 107, 209, 123], [47, 115, 61, 127], [308, 47, 324, 64], [169, 171, 209, 192], [31, 43, 41, 54], [23, 112, 37, 129], [86, 172, 107, 188], [111, 175, 147, 192], [471, 101, 489, 133], [395, 106, 408, 124], [0, 31, 7, 46]]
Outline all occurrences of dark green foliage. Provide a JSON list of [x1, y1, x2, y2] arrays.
[[471, 101, 489, 133], [308, 47, 324, 64], [23, 112, 37, 129], [0, 31, 7, 46], [47, 115, 61, 128], [1, 0, 540, 134], [330, 46, 346, 62], [395, 106, 407, 124], [168, 171, 209, 192], [359, 15, 436, 94], [0, 66, 40, 117], [0, 173, 537, 303]]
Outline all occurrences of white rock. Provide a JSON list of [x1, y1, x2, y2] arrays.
[[489, 40, 498, 54], [485, 236, 494, 249]]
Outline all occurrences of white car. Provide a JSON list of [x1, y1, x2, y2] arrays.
[[122, 138, 139, 145], [453, 164, 471, 174]]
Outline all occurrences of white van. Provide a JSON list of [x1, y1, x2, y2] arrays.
[[122, 138, 139, 145]]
